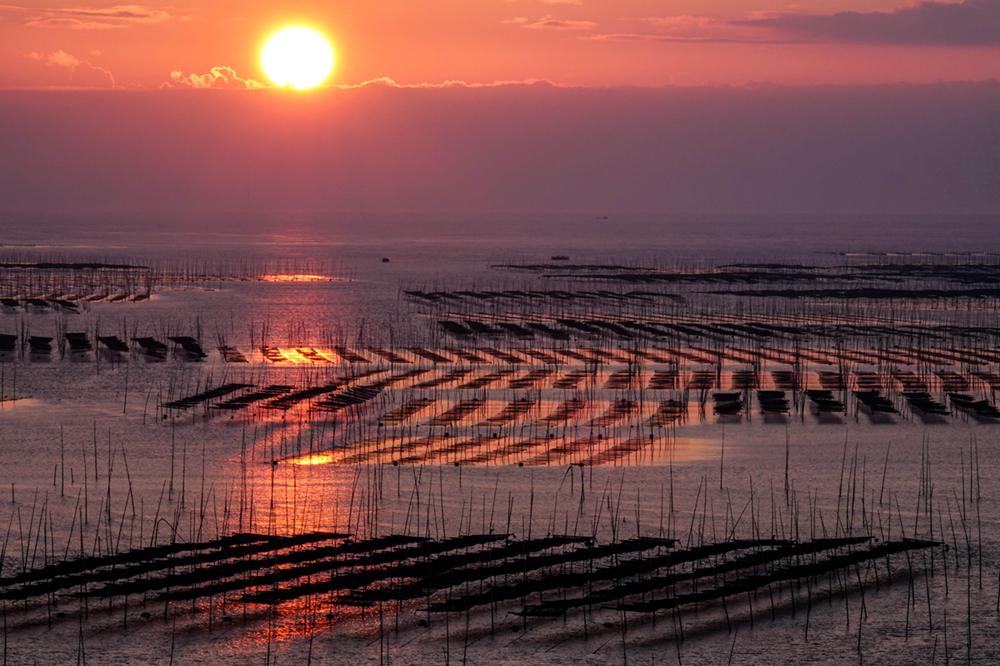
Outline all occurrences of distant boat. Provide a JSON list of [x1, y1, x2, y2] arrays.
[[551, 255, 570, 261], [381, 257, 390, 263]]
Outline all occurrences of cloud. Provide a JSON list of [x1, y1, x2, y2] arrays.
[[1, 4, 170, 29], [504, 15, 596, 30], [624, 14, 773, 42], [640, 15, 717, 30], [26, 49, 116, 87], [586, 29, 780, 45], [166, 66, 264, 90], [734, 0, 1000, 46], [32, 49, 80, 69], [24, 18, 120, 29], [591, 2, 1000, 47], [587, 14, 784, 44], [52, 5, 168, 22], [159, 73, 558, 92], [504, 0, 583, 4], [587, 34, 780, 45], [332, 77, 558, 90]]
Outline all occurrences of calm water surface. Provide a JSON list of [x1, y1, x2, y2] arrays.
[[0, 212, 997, 664]]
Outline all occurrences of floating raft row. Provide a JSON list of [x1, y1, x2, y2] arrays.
[[382, 397, 437, 423], [937, 370, 969, 392], [805, 389, 845, 412], [261, 346, 288, 363], [334, 346, 371, 363], [1, 333, 218, 360], [132, 336, 168, 359], [408, 347, 451, 363], [169, 336, 207, 360], [949, 392, 1000, 419], [212, 385, 293, 411], [97, 335, 129, 352], [0, 528, 939, 631], [138, 360, 1000, 449], [294, 347, 331, 363], [422, 536, 936, 615], [262, 383, 342, 410], [3, 334, 1000, 372], [427, 399, 486, 426], [513, 537, 865, 617], [616, 538, 938, 613], [509, 368, 554, 389], [163, 383, 255, 410], [311, 384, 384, 413], [902, 391, 950, 416], [589, 399, 637, 427], [854, 390, 897, 414], [713, 392, 743, 416], [649, 369, 678, 390], [413, 368, 472, 389], [552, 370, 589, 389], [28, 336, 52, 354], [345, 536, 667, 606], [648, 400, 686, 426], [218, 345, 248, 363], [0, 532, 350, 602], [757, 390, 790, 414], [65, 332, 92, 352], [369, 368, 431, 388], [0, 298, 81, 312], [369, 347, 412, 364]]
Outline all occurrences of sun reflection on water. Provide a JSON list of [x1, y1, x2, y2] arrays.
[[289, 452, 336, 466], [261, 274, 336, 283]]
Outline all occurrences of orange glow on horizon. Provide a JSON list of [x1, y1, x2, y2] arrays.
[[1, 2, 998, 90]]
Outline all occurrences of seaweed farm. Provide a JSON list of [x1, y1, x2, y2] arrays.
[[1, 225, 1000, 664]]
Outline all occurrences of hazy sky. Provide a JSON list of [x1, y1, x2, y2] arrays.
[[0, 2, 996, 215], [1, 1, 998, 88], [1, 83, 996, 214]]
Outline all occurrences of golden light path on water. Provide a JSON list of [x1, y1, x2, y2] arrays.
[[289, 452, 337, 466], [261, 274, 336, 283]]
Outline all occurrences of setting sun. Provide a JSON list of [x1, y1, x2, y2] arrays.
[[3, 0, 1000, 663], [260, 26, 335, 90]]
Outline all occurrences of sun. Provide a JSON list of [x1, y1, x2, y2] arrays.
[[260, 26, 335, 90]]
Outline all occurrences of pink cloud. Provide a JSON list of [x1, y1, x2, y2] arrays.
[[166, 66, 264, 90], [26, 49, 116, 87], [735, 0, 1000, 46], [2, 4, 170, 30], [504, 15, 596, 31]]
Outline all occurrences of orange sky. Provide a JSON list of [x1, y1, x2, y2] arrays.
[[1, 1, 998, 89]]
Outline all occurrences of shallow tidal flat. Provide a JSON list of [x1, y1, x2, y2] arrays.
[[0, 246, 998, 664]]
